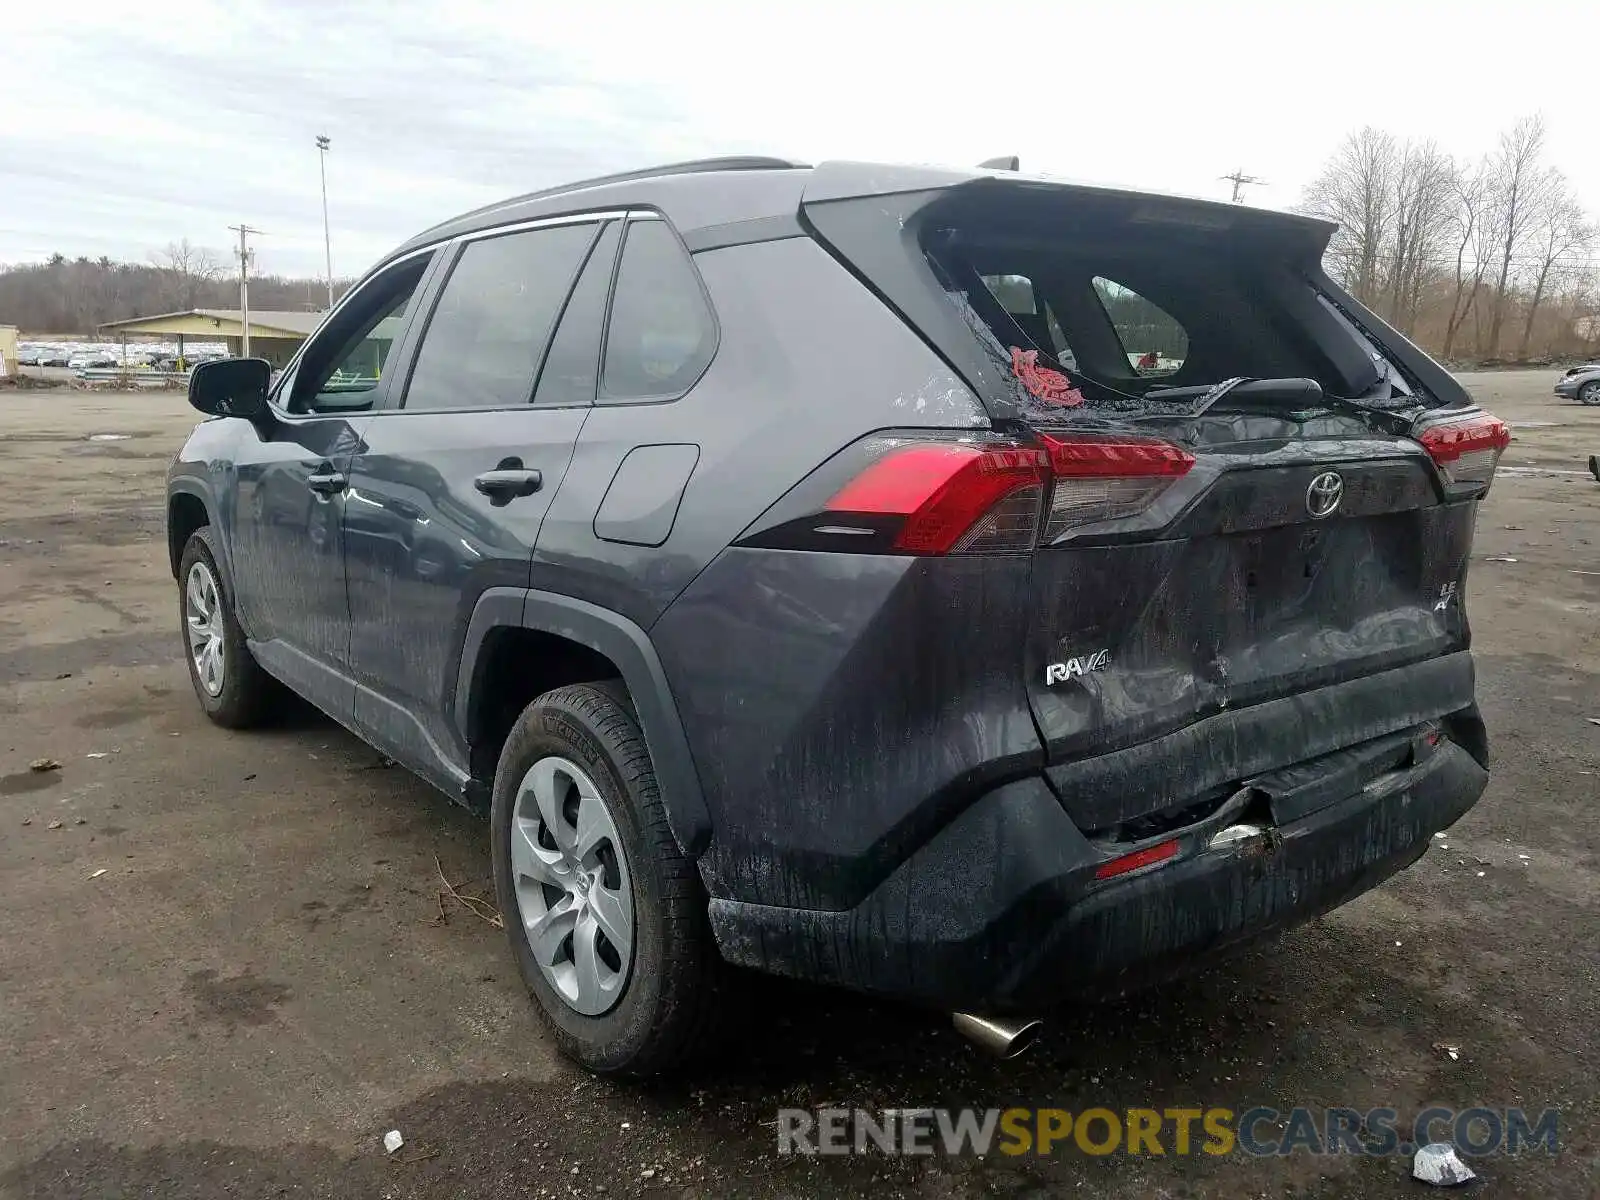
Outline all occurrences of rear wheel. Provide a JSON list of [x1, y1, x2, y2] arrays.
[[491, 683, 727, 1076], [1578, 380, 1600, 406], [177, 527, 279, 727]]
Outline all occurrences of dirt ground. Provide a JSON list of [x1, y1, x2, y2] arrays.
[[0, 374, 1595, 1199]]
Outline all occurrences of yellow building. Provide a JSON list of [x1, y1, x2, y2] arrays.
[[98, 309, 326, 368], [0, 324, 17, 377]]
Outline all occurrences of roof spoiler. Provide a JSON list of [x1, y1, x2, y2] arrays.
[[977, 155, 1019, 171]]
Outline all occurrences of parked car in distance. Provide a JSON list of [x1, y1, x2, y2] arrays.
[[167, 156, 1501, 1076], [68, 350, 118, 370], [1555, 363, 1600, 405]]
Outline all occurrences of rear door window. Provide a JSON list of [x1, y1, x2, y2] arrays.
[[600, 220, 716, 402], [404, 222, 597, 411], [533, 222, 621, 407], [1091, 276, 1187, 377]]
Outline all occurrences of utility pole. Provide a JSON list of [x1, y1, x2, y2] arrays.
[[316, 135, 333, 309], [228, 224, 262, 357], [1220, 169, 1265, 204]]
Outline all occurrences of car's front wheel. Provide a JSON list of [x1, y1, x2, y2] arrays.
[[177, 527, 279, 727], [1578, 380, 1600, 406], [491, 682, 727, 1076]]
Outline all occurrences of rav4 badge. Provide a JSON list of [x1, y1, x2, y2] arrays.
[[1045, 649, 1111, 686]]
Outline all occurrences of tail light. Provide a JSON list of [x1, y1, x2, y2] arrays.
[[739, 431, 1195, 556], [1039, 434, 1195, 540], [827, 442, 1047, 553], [1418, 412, 1510, 487]]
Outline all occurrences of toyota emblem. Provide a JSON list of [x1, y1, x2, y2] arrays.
[[1305, 471, 1344, 519]]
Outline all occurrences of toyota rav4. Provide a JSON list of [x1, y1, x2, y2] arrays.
[[167, 156, 1500, 1075]]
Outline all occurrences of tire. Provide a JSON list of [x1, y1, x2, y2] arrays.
[[491, 682, 728, 1077], [1578, 380, 1600, 406], [177, 526, 279, 728]]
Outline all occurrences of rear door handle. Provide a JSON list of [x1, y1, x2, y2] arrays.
[[473, 468, 543, 503], [307, 470, 347, 495]]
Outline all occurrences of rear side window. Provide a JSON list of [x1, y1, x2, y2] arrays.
[[404, 222, 597, 411], [1091, 276, 1187, 377], [534, 222, 621, 407], [600, 220, 715, 402]]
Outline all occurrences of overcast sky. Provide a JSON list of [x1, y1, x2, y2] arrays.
[[3, 0, 1594, 282]]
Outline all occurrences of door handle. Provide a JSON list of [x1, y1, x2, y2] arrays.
[[473, 468, 543, 502], [307, 470, 347, 495]]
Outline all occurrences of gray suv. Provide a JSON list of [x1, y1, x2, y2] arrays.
[[168, 156, 1500, 1075]]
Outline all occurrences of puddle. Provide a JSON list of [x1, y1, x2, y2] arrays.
[[88, 434, 132, 442], [1498, 466, 1592, 477]]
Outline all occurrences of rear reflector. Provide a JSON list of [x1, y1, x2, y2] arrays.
[[1039, 434, 1195, 540], [1094, 838, 1180, 880], [827, 442, 1047, 554], [1418, 413, 1510, 487]]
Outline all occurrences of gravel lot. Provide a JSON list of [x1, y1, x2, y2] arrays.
[[1, 373, 1596, 1198]]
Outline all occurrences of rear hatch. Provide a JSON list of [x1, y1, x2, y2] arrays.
[[802, 166, 1506, 831]]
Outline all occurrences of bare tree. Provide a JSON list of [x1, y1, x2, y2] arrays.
[[150, 238, 223, 310], [1301, 127, 1397, 306], [1515, 189, 1594, 359], [1384, 141, 1458, 334], [1483, 116, 1552, 356], [1441, 163, 1492, 360]]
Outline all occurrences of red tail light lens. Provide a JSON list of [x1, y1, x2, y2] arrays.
[[827, 442, 1047, 554], [1418, 413, 1510, 486], [1039, 434, 1195, 539]]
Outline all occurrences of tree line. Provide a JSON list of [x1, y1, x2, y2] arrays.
[[1301, 115, 1597, 362], [0, 240, 353, 335]]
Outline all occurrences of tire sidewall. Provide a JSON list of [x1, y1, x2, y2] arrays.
[[1579, 381, 1600, 406], [490, 690, 675, 1072]]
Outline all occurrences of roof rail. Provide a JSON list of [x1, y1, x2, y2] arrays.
[[515, 156, 808, 205], [413, 156, 811, 243]]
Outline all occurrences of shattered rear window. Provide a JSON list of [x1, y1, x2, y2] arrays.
[[927, 225, 1366, 415]]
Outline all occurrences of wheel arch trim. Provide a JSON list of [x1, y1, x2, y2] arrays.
[[454, 587, 713, 858], [166, 481, 239, 604]]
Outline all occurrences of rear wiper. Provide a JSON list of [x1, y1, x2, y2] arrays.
[[1191, 376, 1254, 415], [1144, 376, 1319, 414], [1145, 377, 1418, 427]]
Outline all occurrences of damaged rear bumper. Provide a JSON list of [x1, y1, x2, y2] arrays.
[[708, 723, 1487, 1012]]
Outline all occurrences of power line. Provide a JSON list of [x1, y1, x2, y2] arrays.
[[1221, 169, 1266, 203], [227, 224, 263, 357]]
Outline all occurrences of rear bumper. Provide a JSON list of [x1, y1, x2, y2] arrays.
[[709, 731, 1487, 1012]]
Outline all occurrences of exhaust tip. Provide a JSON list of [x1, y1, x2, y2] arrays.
[[952, 1011, 1045, 1059]]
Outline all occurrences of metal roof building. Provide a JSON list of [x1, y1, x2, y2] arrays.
[[98, 308, 325, 367]]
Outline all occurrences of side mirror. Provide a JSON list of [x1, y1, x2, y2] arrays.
[[188, 358, 271, 420]]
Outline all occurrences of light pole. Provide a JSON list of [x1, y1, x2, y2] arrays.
[[316, 134, 333, 309]]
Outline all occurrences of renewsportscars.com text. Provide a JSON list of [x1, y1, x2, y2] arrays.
[[776, 1106, 1559, 1158]]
